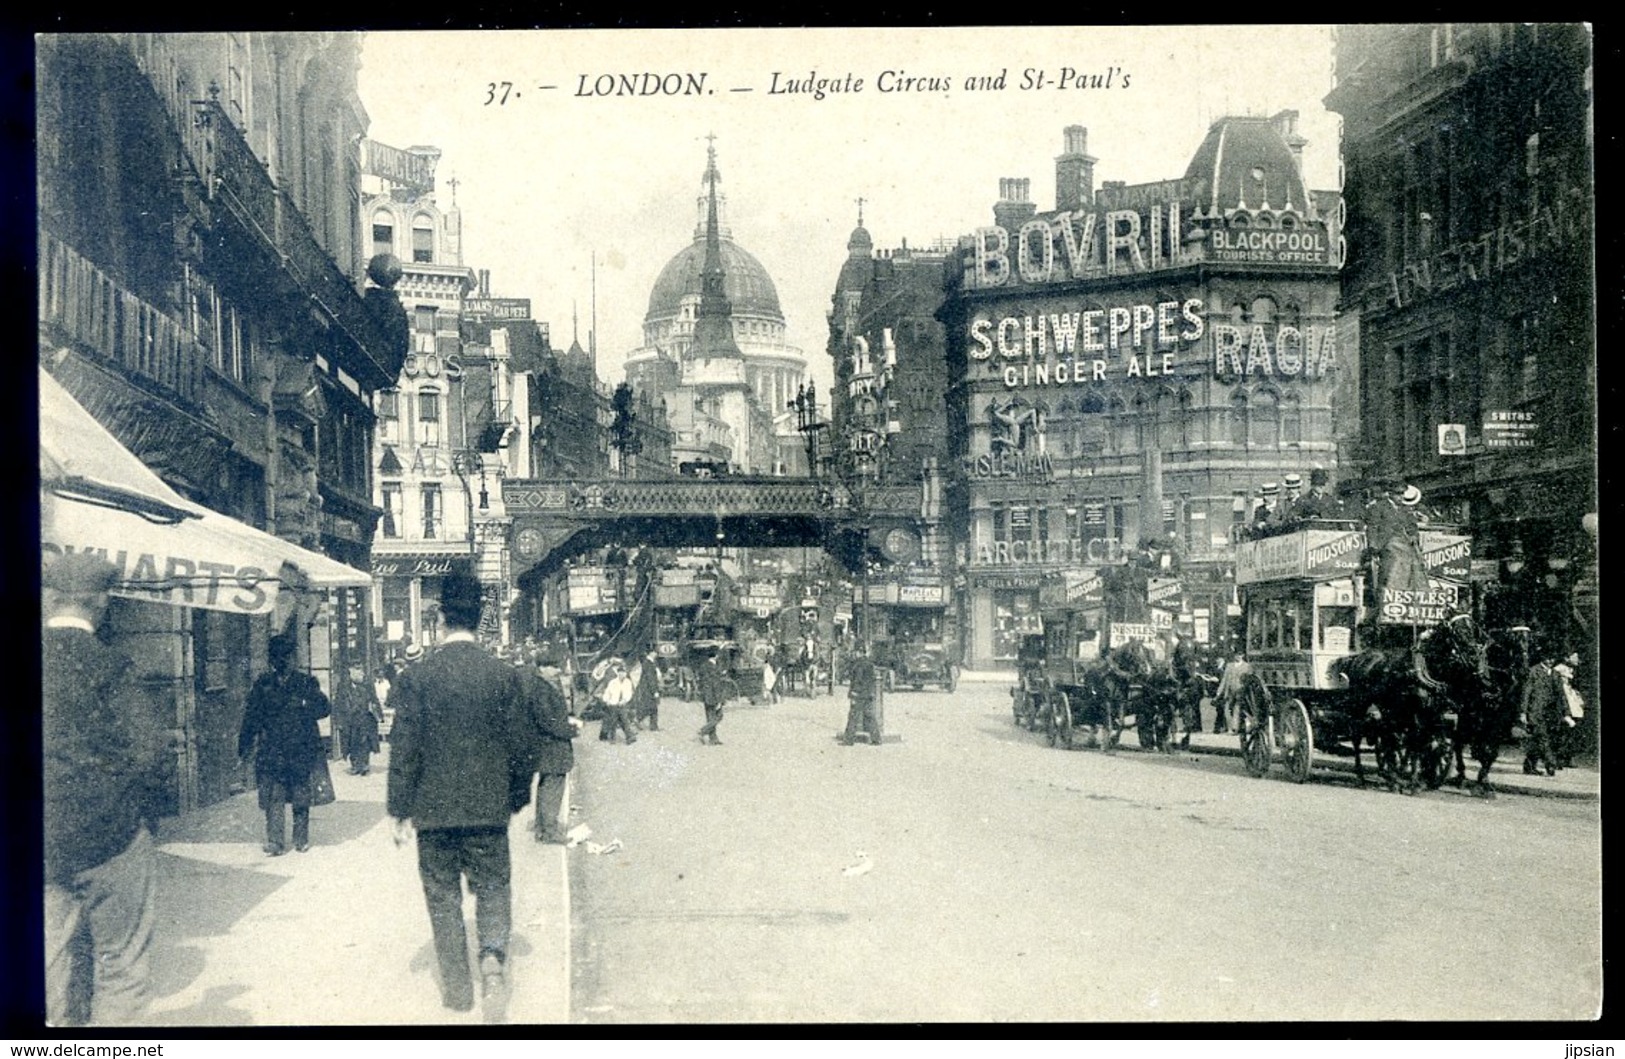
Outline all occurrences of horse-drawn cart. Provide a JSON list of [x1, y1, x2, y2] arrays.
[[1231, 518, 1476, 790]]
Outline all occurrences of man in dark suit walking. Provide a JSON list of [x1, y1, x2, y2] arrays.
[[517, 647, 580, 843], [43, 553, 164, 1027], [695, 648, 728, 745], [387, 570, 534, 1021]]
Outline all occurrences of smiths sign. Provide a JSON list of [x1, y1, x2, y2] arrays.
[[463, 298, 533, 322], [361, 140, 436, 193]]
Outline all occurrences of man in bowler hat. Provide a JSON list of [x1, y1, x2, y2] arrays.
[[387, 570, 535, 1021]]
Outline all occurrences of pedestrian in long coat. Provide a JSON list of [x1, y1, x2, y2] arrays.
[[1521, 649, 1566, 776], [337, 663, 381, 775], [695, 651, 728, 745], [629, 650, 661, 731], [238, 633, 330, 855]]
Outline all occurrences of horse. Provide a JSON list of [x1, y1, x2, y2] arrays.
[[1329, 644, 1449, 794], [1093, 640, 1155, 750], [1430, 617, 1519, 797]]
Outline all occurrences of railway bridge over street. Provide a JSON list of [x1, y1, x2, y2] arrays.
[[501, 475, 930, 583]]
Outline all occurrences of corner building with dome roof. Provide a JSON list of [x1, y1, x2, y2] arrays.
[[939, 118, 1349, 669], [624, 145, 810, 475]]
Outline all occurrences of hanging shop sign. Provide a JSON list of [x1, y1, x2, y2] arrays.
[[361, 139, 436, 193]]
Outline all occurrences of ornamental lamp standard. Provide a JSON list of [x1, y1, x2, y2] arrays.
[[844, 335, 898, 672], [788, 382, 829, 478]]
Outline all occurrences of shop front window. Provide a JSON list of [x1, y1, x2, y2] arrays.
[[993, 590, 1043, 661]]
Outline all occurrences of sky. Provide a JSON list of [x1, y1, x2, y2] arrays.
[[356, 26, 1342, 396]]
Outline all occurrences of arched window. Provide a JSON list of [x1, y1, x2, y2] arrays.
[[1230, 390, 1248, 447], [1256, 212, 1276, 229], [1155, 388, 1179, 451], [1107, 395, 1129, 455], [1251, 387, 1280, 449], [1282, 391, 1303, 445], [1132, 393, 1151, 453], [411, 213, 434, 263], [1250, 295, 1278, 326], [371, 209, 394, 258], [1177, 388, 1195, 449]]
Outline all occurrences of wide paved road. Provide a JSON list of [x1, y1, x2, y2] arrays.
[[567, 680, 1601, 1023]]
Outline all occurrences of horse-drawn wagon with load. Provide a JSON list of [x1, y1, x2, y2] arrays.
[[1012, 567, 1190, 752]]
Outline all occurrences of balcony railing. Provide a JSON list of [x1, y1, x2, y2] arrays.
[[186, 98, 397, 389], [39, 229, 206, 406]]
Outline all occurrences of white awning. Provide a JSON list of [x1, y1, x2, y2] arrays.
[[40, 367, 371, 615]]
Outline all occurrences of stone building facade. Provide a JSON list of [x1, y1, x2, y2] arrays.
[[37, 32, 405, 810], [942, 120, 1347, 667]]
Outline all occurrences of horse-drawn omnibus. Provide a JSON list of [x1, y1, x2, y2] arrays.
[[1231, 518, 1476, 789]]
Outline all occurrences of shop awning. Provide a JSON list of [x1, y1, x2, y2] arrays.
[[40, 367, 370, 615]]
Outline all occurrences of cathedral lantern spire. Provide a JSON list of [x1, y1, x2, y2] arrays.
[[691, 137, 744, 360]]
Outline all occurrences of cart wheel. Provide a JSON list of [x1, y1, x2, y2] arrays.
[[1055, 691, 1075, 749], [912, 683, 924, 691], [1239, 676, 1273, 778], [945, 666, 959, 694], [1281, 698, 1314, 783], [1044, 691, 1059, 748]]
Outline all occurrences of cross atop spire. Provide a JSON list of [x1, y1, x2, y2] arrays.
[[447, 174, 460, 205], [855, 196, 866, 227]]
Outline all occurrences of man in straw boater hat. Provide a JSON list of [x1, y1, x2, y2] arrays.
[[43, 553, 165, 1026], [387, 568, 536, 1021]]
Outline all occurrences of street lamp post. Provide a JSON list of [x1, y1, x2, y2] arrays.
[[788, 383, 828, 478], [842, 335, 897, 725]]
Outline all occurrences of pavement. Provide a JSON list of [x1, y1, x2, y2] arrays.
[[141, 749, 571, 1028], [957, 666, 1600, 801]]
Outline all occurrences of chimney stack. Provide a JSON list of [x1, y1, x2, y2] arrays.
[[993, 177, 1037, 231], [1055, 125, 1098, 212], [1271, 109, 1307, 175], [478, 269, 491, 297]]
